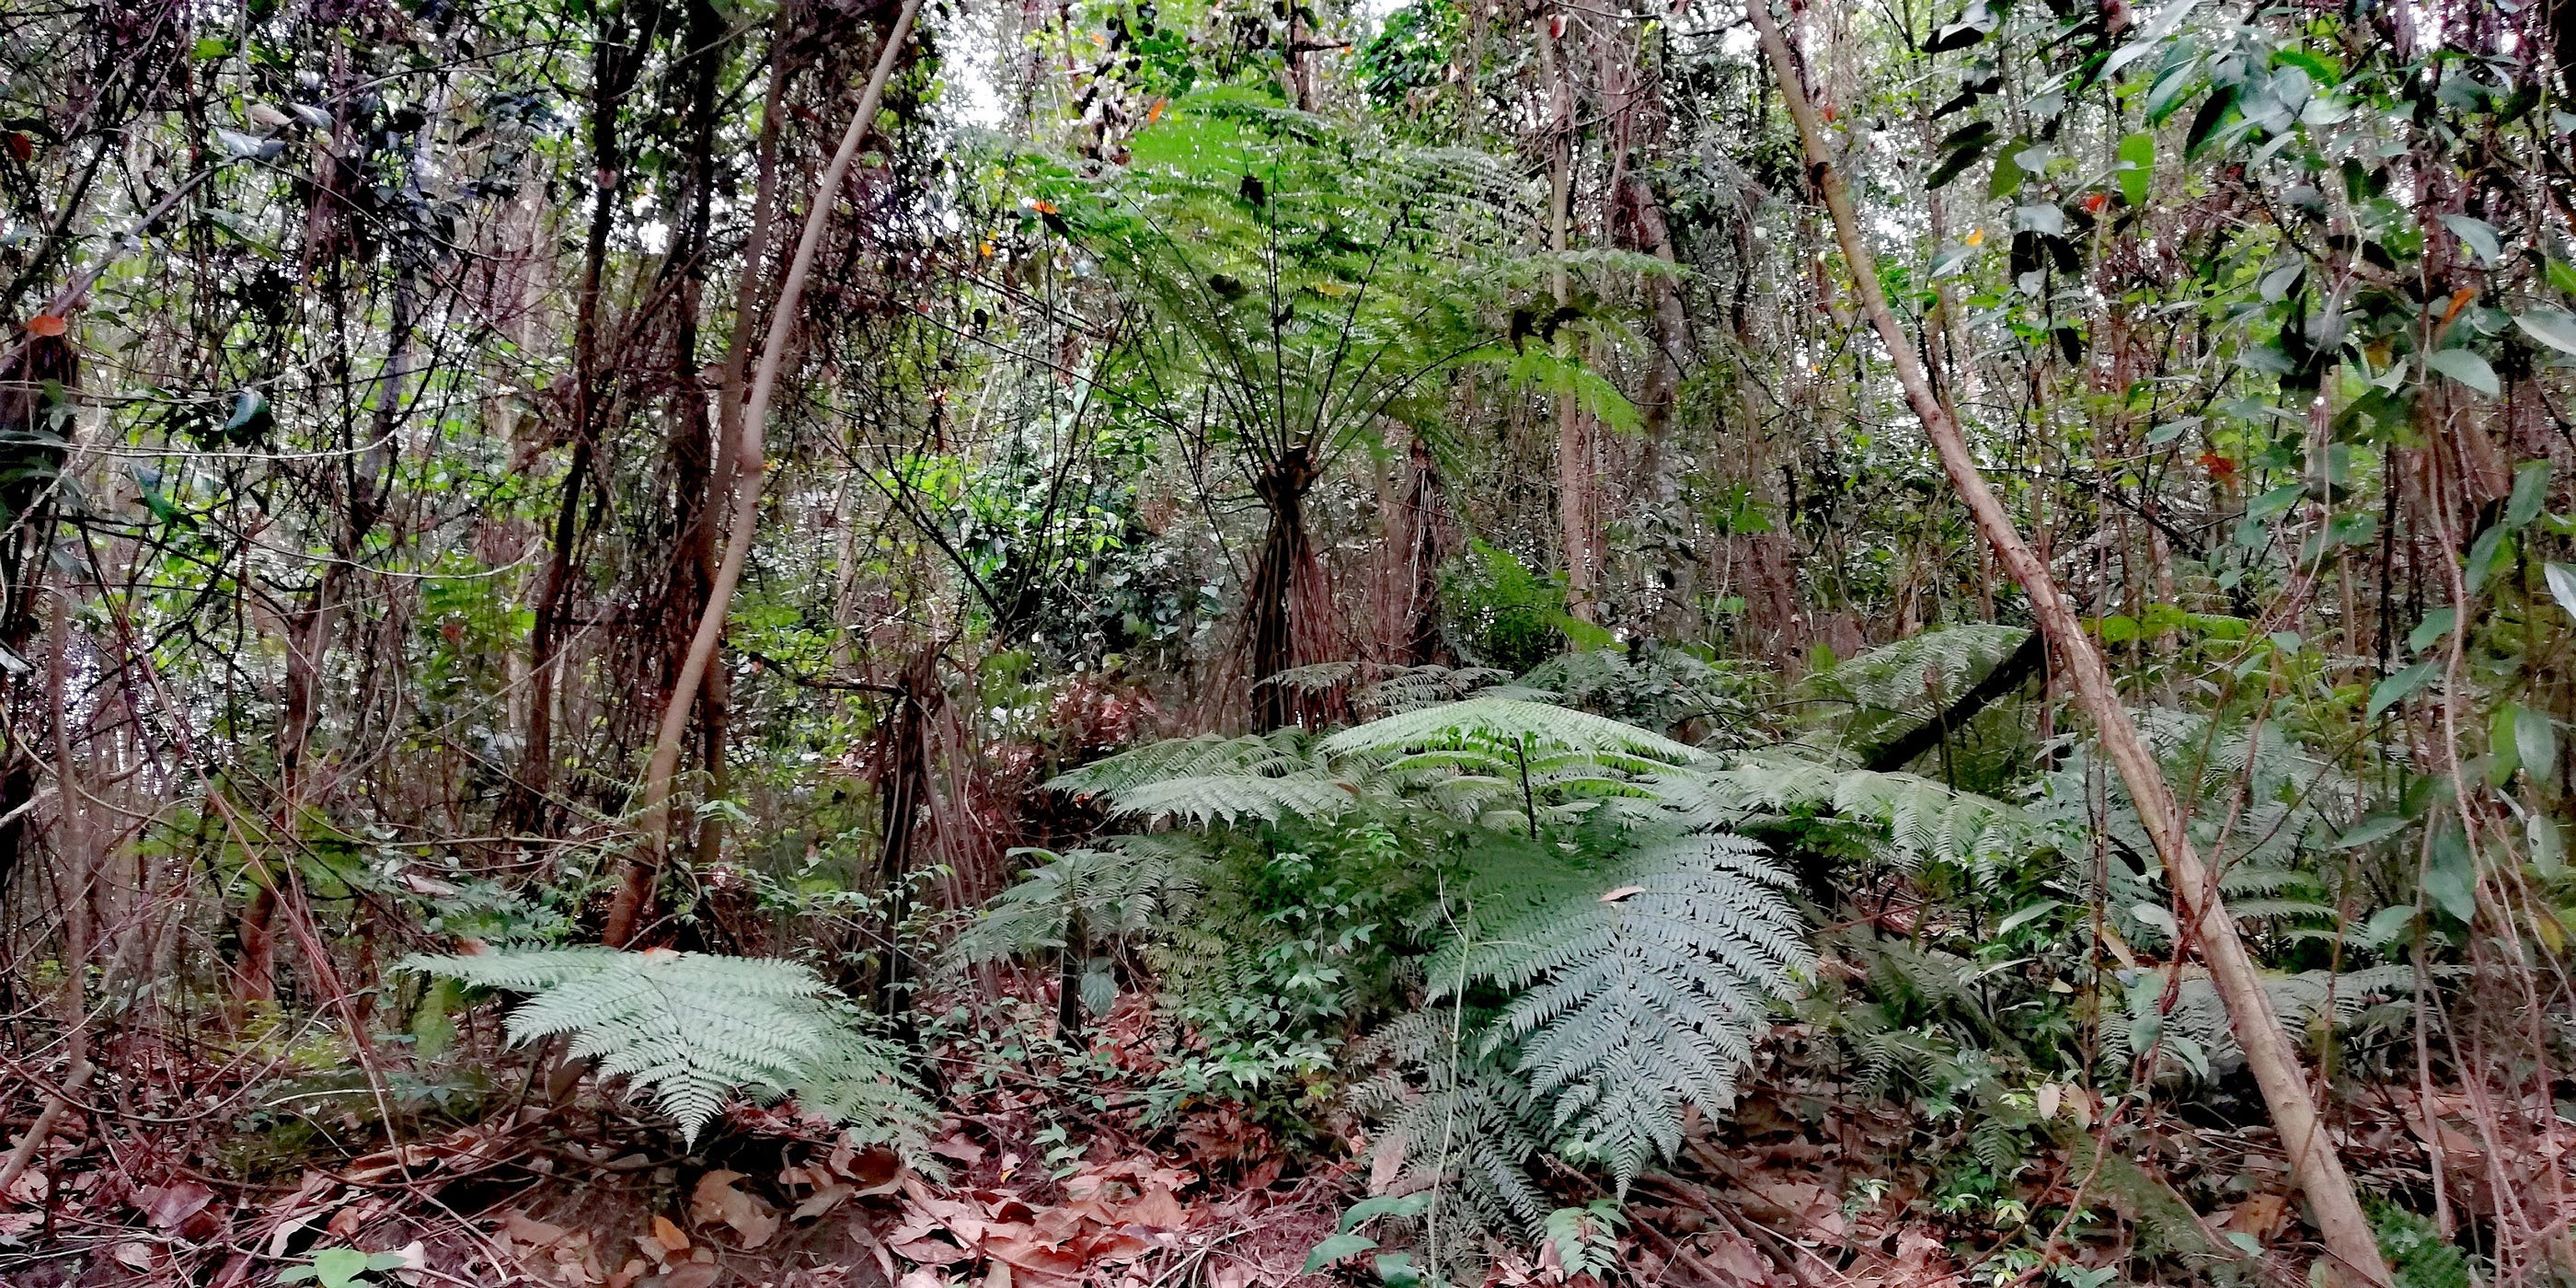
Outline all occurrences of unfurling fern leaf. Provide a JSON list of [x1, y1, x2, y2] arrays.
[[1427, 833, 1811, 1189], [402, 948, 932, 1145]]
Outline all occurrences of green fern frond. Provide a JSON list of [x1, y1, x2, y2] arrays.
[[948, 841, 1210, 963], [1324, 696, 1705, 774], [1427, 833, 1810, 1190], [403, 949, 932, 1145]]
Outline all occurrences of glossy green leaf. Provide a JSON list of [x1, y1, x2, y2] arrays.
[[2425, 348, 2500, 397], [2515, 306, 2576, 358], [2367, 662, 2435, 719]]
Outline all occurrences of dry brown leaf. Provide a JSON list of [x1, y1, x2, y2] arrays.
[[651, 1214, 691, 1253], [664, 1264, 720, 1288], [505, 1211, 572, 1248], [608, 1258, 648, 1288], [690, 1170, 779, 1249], [2035, 1084, 2063, 1122], [1696, 1232, 1770, 1287], [931, 1134, 989, 1167], [134, 1181, 217, 1231], [985, 1259, 1015, 1288], [891, 1237, 978, 1267], [1367, 1131, 1409, 1196], [2228, 1193, 2288, 1241], [897, 1269, 951, 1288], [793, 1183, 857, 1222], [1122, 1186, 1188, 1231]]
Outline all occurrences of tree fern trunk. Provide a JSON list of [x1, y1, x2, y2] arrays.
[[1249, 451, 1317, 733]]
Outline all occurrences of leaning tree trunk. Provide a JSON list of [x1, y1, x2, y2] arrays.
[[606, 0, 922, 947], [1745, 6, 2389, 1283], [1248, 449, 1318, 733]]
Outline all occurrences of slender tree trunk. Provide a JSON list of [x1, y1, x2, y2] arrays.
[[1744, 7, 2389, 1283], [518, 0, 663, 829], [607, 0, 923, 946], [1539, 9, 1599, 624], [1249, 450, 1317, 733], [874, 649, 934, 1018]]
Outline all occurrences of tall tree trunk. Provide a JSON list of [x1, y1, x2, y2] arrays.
[[1249, 449, 1317, 732], [1539, 8, 1599, 624], [607, 0, 924, 947], [517, 0, 664, 830], [1743, 6, 2390, 1283], [872, 649, 935, 1018]]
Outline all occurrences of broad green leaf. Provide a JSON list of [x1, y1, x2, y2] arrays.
[[2517, 704, 2558, 781], [2423, 823, 2478, 923], [1306, 1235, 1379, 1272], [2331, 813, 2409, 850], [2507, 460, 2552, 529], [310, 1248, 372, 1288], [2367, 661, 2435, 719], [2425, 348, 2500, 397], [2516, 306, 2576, 358], [1996, 900, 2063, 936], [2551, 259, 2576, 297], [2438, 213, 2502, 266], [2408, 608, 2455, 654], [2116, 132, 2155, 206], [1338, 1193, 1433, 1233], [2362, 903, 2418, 947], [2547, 562, 2576, 622], [2489, 705, 2524, 786], [2464, 524, 2507, 597]]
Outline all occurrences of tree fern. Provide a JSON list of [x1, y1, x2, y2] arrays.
[[402, 948, 932, 1145]]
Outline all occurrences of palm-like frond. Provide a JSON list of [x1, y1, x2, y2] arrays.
[[1425, 833, 1811, 1189], [403, 949, 932, 1144]]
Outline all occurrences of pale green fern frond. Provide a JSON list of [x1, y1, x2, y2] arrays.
[[1324, 696, 1704, 775], [1427, 833, 1810, 1189], [948, 840, 1211, 964], [404, 949, 932, 1145]]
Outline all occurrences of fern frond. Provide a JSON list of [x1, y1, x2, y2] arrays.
[[1428, 833, 1810, 1190], [1325, 696, 1704, 773], [404, 949, 933, 1144]]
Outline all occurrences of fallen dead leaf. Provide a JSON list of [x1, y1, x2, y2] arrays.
[[691, 1170, 780, 1249], [898, 1270, 950, 1288], [665, 1264, 719, 1288], [930, 1134, 989, 1167], [135, 1181, 217, 1232], [792, 1182, 857, 1222], [1695, 1232, 1769, 1287], [505, 1211, 572, 1248], [1122, 1186, 1187, 1231], [652, 1214, 690, 1252]]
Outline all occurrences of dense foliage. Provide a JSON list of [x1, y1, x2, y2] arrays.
[[4, 0, 2576, 1282]]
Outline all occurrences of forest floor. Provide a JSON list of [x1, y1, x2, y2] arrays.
[[1, 971, 2466, 1288]]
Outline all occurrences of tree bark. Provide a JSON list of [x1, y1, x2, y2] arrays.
[[1249, 451, 1317, 733], [1743, 6, 2389, 1283], [606, 0, 923, 947]]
